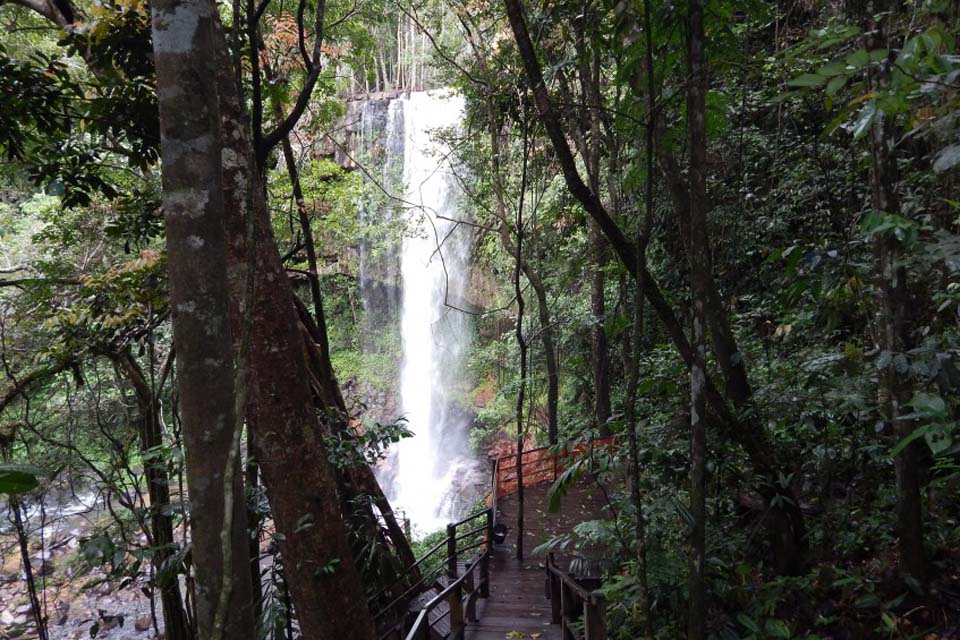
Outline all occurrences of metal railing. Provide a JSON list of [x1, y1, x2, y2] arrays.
[[375, 508, 493, 640], [545, 553, 607, 640]]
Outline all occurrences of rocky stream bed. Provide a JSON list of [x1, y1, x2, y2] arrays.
[[1, 490, 165, 640]]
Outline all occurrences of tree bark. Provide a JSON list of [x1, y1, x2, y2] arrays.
[[113, 351, 191, 640], [149, 1, 256, 636], [514, 163, 528, 564], [211, 20, 376, 635], [685, 0, 709, 636], [588, 220, 612, 435], [10, 498, 48, 640], [866, 23, 926, 580], [620, 0, 657, 631]]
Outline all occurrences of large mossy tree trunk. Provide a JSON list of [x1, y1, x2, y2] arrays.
[[149, 1, 256, 636], [210, 18, 377, 638]]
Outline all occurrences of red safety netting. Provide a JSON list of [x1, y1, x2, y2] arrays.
[[493, 437, 615, 499]]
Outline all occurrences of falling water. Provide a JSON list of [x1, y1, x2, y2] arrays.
[[375, 89, 480, 535]]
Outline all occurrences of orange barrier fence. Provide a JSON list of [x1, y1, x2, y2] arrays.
[[492, 437, 616, 499]]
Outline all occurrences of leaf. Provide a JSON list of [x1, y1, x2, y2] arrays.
[[737, 613, 760, 633], [908, 392, 947, 419], [855, 593, 881, 608], [826, 74, 849, 97], [764, 619, 792, 638], [787, 73, 827, 88], [0, 464, 40, 495], [852, 101, 877, 140], [547, 460, 584, 513], [933, 145, 960, 173], [923, 423, 954, 455], [818, 60, 847, 77], [847, 91, 878, 106], [845, 49, 869, 68], [891, 425, 934, 458]]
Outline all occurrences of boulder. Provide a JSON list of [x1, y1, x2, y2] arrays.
[[134, 614, 153, 632], [53, 600, 70, 625]]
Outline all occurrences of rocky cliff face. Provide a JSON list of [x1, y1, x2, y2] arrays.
[[315, 92, 405, 171]]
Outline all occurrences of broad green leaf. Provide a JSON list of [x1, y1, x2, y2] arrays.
[[933, 145, 960, 173], [826, 74, 848, 97], [787, 73, 827, 88], [818, 61, 847, 77], [764, 619, 792, 638], [908, 392, 947, 418], [737, 613, 760, 633], [0, 464, 40, 495], [852, 101, 877, 140], [923, 423, 953, 455], [846, 49, 869, 68], [891, 424, 933, 458]]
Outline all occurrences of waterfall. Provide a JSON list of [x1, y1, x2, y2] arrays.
[[374, 89, 479, 535]]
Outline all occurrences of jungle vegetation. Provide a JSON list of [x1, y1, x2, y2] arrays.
[[0, 0, 958, 638]]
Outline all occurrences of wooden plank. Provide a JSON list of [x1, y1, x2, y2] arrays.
[[462, 481, 608, 640]]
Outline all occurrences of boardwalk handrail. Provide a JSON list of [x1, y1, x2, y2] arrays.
[[374, 507, 493, 639], [545, 553, 607, 640], [370, 539, 447, 622], [403, 550, 488, 640]]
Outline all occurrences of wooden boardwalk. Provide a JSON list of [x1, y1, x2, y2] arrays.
[[463, 482, 610, 639]]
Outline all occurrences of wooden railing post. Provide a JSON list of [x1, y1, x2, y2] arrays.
[[490, 459, 499, 522], [446, 523, 458, 580], [560, 581, 577, 640], [547, 555, 561, 624], [464, 567, 477, 622], [480, 509, 492, 598], [584, 592, 607, 639], [448, 581, 464, 636]]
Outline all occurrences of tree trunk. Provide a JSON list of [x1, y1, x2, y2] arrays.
[[275, 94, 334, 376], [211, 22, 376, 636], [514, 122, 530, 563], [573, 25, 612, 436], [293, 297, 421, 576], [533, 267, 559, 445], [112, 352, 191, 640], [588, 220, 612, 435], [149, 1, 256, 636], [11, 498, 48, 640], [484, 90, 559, 446], [496, 226, 558, 445], [685, 0, 709, 636], [620, 0, 657, 631], [866, 36, 926, 581]]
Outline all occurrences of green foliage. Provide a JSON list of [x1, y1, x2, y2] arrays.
[[0, 464, 40, 495]]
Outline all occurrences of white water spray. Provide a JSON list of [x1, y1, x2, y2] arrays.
[[386, 90, 479, 534]]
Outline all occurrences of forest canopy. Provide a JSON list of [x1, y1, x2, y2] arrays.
[[0, 0, 958, 638]]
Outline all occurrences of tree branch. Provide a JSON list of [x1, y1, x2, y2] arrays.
[[0, 359, 76, 415]]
